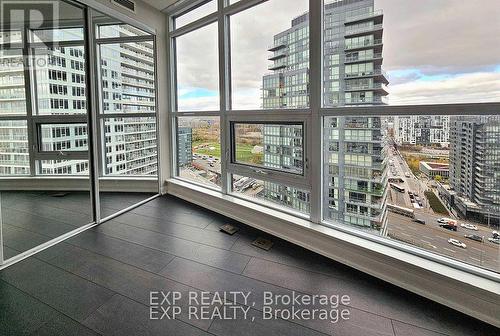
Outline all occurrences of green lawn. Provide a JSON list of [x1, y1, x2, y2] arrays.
[[425, 191, 449, 215], [193, 142, 221, 158], [193, 142, 262, 164], [235, 144, 259, 163]]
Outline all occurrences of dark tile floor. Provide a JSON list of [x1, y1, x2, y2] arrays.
[[0, 194, 498, 336], [1, 191, 156, 260]]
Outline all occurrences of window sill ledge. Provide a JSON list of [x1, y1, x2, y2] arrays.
[[166, 178, 500, 327]]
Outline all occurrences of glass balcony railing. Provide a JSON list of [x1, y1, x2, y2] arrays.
[[345, 52, 383, 63], [345, 68, 388, 79], [345, 24, 383, 36], [345, 9, 383, 23], [345, 82, 388, 92], [345, 38, 383, 50]]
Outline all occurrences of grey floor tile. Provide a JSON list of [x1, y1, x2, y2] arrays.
[[0, 280, 59, 336], [83, 294, 211, 336], [209, 307, 327, 336], [34, 242, 78, 263], [127, 204, 213, 229], [231, 234, 350, 278], [4, 199, 92, 227], [3, 208, 79, 237], [111, 211, 239, 249], [2, 224, 53, 254], [138, 196, 201, 214], [392, 320, 498, 336], [95, 220, 250, 274], [67, 230, 175, 273], [159, 257, 291, 310], [242, 257, 491, 336], [47, 245, 214, 330], [30, 313, 100, 336], [160, 257, 394, 336], [0, 258, 115, 322], [2, 245, 21, 260]]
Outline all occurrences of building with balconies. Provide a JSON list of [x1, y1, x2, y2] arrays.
[[262, 0, 388, 231], [449, 115, 500, 224], [394, 115, 450, 147]]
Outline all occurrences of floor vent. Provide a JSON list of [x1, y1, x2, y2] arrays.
[[219, 224, 239, 235], [252, 237, 274, 251], [111, 0, 136, 13]]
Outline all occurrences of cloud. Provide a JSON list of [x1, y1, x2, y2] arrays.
[[377, 0, 500, 73], [174, 0, 500, 108], [388, 71, 500, 105]]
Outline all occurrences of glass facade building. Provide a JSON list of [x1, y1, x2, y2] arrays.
[[262, 0, 388, 229]]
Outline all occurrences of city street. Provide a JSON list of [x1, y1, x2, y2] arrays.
[[386, 148, 499, 272], [387, 212, 499, 271]]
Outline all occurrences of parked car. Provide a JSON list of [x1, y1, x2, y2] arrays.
[[448, 238, 466, 249], [464, 234, 483, 242], [413, 218, 426, 225], [488, 237, 500, 245], [461, 223, 478, 231]]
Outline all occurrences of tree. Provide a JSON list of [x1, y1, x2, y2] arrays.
[[434, 175, 443, 183]]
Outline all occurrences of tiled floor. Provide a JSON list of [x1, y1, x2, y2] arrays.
[[0, 194, 498, 336], [1, 191, 156, 260]]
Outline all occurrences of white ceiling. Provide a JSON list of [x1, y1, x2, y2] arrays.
[[141, 0, 179, 11]]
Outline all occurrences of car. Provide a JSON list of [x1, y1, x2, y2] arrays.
[[461, 223, 478, 231], [488, 237, 500, 245], [437, 218, 446, 223], [413, 219, 426, 225], [464, 234, 483, 242], [448, 238, 466, 249]]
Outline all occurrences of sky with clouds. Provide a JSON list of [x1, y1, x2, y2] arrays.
[[176, 0, 500, 110]]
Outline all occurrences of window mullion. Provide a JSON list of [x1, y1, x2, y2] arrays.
[[22, 26, 37, 177], [308, 0, 323, 224], [218, 0, 230, 195]]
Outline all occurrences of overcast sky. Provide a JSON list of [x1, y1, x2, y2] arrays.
[[176, 0, 500, 110]]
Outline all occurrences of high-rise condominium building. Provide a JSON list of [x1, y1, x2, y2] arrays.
[[394, 115, 450, 147], [0, 25, 157, 177], [177, 127, 193, 167], [449, 115, 500, 224], [262, 0, 388, 230]]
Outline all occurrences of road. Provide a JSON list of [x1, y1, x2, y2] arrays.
[[386, 148, 499, 272], [387, 212, 499, 272]]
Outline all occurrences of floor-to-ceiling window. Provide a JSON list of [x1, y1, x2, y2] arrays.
[[168, 0, 499, 275]]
